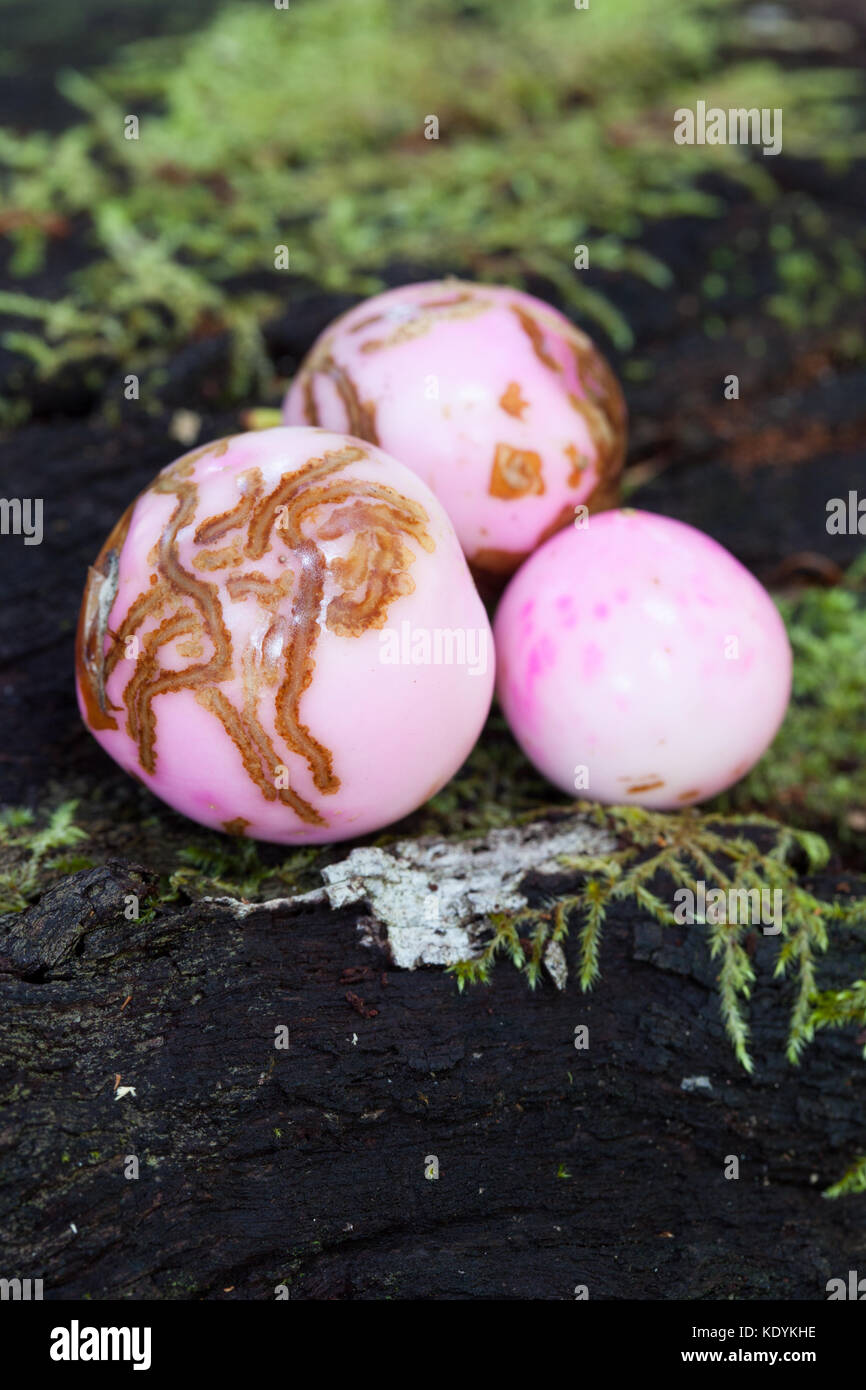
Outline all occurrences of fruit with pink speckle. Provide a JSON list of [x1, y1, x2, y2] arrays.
[[494, 509, 791, 808]]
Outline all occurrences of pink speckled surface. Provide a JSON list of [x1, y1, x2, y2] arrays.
[[494, 509, 792, 808], [283, 279, 626, 578], [76, 427, 494, 843]]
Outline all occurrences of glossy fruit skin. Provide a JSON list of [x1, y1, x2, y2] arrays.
[[76, 427, 494, 844], [494, 509, 792, 808], [283, 279, 626, 583]]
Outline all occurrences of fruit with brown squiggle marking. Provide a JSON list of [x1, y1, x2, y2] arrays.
[[76, 427, 495, 843], [283, 279, 627, 583]]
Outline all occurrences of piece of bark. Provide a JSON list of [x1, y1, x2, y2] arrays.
[[0, 843, 864, 1301], [210, 816, 616, 974], [0, 862, 157, 979]]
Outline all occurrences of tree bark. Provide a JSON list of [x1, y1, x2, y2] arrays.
[[1, 838, 864, 1301]]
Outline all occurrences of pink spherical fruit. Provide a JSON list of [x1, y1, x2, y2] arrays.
[[76, 427, 494, 843], [494, 510, 792, 808], [283, 279, 626, 584]]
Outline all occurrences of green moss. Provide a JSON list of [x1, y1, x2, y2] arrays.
[[723, 552, 866, 842], [765, 203, 866, 334], [449, 799, 866, 1195], [0, 0, 863, 409], [162, 835, 321, 903], [824, 1156, 866, 1199], [449, 801, 850, 1073], [0, 800, 89, 912]]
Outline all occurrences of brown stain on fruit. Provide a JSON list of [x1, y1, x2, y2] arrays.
[[252, 448, 433, 794], [320, 498, 432, 636], [299, 356, 379, 444], [176, 637, 204, 659], [226, 570, 294, 610], [78, 439, 434, 831], [125, 472, 235, 776], [565, 444, 587, 487], [103, 583, 170, 684], [193, 538, 245, 571], [75, 500, 136, 730], [194, 468, 263, 545], [357, 289, 491, 354], [349, 312, 385, 334], [196, 684, 325, 825], [123, 606, 204, 771], [471, 502, 577, 586], [511, 304, 560, 372], [677, 788, 700, 802], [626, 780, 665, 794], [510, 300, 626, 506], [274, 535, 332, 795], [489, 443, 545, 499], [299, 288, 494, 438], [222, 817, 250, 837], [499, 381, 529, 419], [170, 436, 236, 474], [301, 375, 320, 429], [470, 546, 524, 582]]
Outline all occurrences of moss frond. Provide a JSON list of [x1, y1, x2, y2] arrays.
[[450, 801, 855, 1080], [1, 0, 863, 413], [824, 1156, 866, 1199], [0, 800, 89, 912], [725, 552, 866, 841]]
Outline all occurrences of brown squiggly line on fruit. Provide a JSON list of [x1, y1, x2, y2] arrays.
[[300, 354, 380, 443], [510, 301, 626, 485], [357, 290, 492, 354], [76, 440, 434, 828]]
